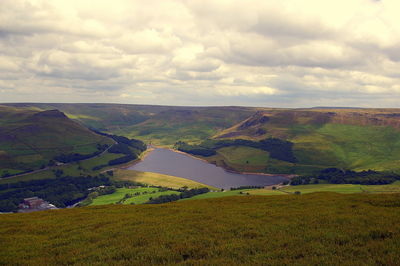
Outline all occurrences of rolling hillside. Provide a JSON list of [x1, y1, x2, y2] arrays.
[[202, 109, 400, 174], [0, 105, 113, 176], [3, 104, 400, 175], [1, 193, 399, 265], [3, 103, 256, 145]]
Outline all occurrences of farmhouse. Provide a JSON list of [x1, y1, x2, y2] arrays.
[[18, 197, 57, 213]]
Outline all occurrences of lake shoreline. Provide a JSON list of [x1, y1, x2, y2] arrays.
[[123, 146, 292, 189], [157, 146, 294, 180]]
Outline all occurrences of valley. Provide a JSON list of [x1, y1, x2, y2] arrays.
[[1, 103, 400, 265]]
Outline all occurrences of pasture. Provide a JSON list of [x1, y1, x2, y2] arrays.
[[90, 187, 180, 206]]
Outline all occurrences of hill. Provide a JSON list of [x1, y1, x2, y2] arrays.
[[205, 108, 400, 174], [0, 105, 113, 176], [0, 193, 399, 265], [3, 103, 256, 145], [3, 104, 400, 175]]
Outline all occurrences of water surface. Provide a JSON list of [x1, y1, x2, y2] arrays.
[[128, 148, 288, 189]]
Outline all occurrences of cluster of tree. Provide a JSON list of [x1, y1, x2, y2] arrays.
[[175, 138, 296, 163], [90, 131, 147, 170], [53, 169, 64, 177], [91, 130, 147, 152], [291, 168, 400, 185], [174, 141, 216, 156], [108, 143, 132, 155], [231, 186, 264, 190], [146, 187, 210, 204], [0, 175, 112, 212], [54, 144, 109, 163]]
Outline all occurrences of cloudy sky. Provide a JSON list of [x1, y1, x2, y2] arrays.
[[1, 0, 400, 107]]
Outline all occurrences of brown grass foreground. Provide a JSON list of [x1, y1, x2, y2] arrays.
[[1, 193, 400, 265]]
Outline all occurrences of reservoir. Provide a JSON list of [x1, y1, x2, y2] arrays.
[[128, 148, 288, 189]]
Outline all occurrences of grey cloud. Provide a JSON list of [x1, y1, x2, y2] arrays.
[[0, 0, 400, 107]]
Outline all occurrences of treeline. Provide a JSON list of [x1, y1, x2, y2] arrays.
[[175, 138, 296, 163], [231, 186, 264, 190], [0, 175, 112, 212], [92, 130, 147, 152], [174, 142, 217, 156], [146, 188, 210, 204], [291, 168, 400, 185], [90, 131, 147, 170]]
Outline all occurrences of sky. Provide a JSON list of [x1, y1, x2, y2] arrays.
[[1, 0, 400, 107]]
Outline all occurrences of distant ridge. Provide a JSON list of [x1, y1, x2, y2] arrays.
[[310, 106, 363, 109]]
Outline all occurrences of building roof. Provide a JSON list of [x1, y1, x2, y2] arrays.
[[24, 197, 40, 201]]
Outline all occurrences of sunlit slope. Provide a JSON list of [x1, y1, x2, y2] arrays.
[[213, 109, 400, 173], [0, 105, 112, 175], [1, 193, 399, 265], [4, 103, 256, 145], [118, 107, 256, 145], [114, 169, 218, 190]]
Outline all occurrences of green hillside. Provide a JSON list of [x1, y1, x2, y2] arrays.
[[0, 105, 113, 176], [3, 104, 400, 175], [209, 109, 400, 174], [1, 193, 399, 265]]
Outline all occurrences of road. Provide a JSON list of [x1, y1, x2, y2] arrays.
[[1, 139, 117, 180]]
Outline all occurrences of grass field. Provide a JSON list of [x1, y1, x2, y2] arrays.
[[182, 182, 400, 201], [114, 169, 218, 190], [90, 187, 180, 205], [1, 193, 399, 265]]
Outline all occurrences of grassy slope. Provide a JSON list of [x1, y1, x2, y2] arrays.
[[90, 187, 180, 205], [3, 103, 255, 146], [1, 193, 399, 265], [114, 169, 218, 190], [206, 146, 271, 173], [0, 105, 112, 175], [0, 152, 123, 185], [212, 109, 400, 174]]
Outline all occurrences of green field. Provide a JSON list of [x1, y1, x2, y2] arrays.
[[1, 193, 399, 265], [217, 146, 270, 169], [90, 187, 180, 206]]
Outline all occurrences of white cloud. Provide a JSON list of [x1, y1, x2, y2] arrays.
[[0, 0, 399, 107]]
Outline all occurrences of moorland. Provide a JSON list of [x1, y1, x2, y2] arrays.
[[1, 193, 399, 265], [1, 103, 400, 264]]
